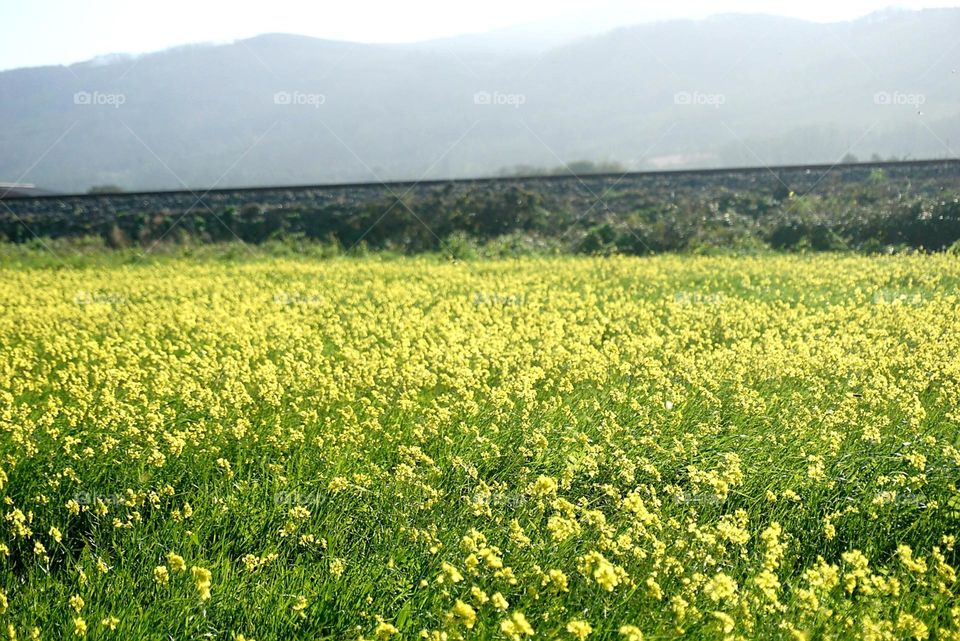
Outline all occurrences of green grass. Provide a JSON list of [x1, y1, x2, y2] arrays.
[[0, 252, 958, 640]]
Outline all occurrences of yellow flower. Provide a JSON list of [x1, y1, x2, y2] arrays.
[[897, 545, 928, 574], [542, 569, 569, 592], [329, 558, 346, 579], [528, 475, 558, 497], [166, 552, 186, 573], [712, 611, 735, 634], [292, 596, 308, 614], [69, 594, 84, 613], [439, 561, 463, 584], [1, 252, 958, 641], [567, 620, 593, 640], [841, 550, 871, 595], [896, 613, 929, 640], [191, 566, 212, 601], [547, 515, 581, 542], [618, 625, 644, 641], [328, 476, 349, 492], [153, 565, 170, 585], [470, 586, 489, 605], [450, 600, 476, 629], [578, 551, 627, 591], [216, 458, 233, 478], [500, 613, 534, 641], [101, 617, 119, 631], [704, 573, 738, 603], [72, 618, 86, 637], [752, 570, 782, 609], [374, 622, 398, 640], [645, 576, 663, 601]]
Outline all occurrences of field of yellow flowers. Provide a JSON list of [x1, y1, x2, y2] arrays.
[[0, 253, 959, 640]]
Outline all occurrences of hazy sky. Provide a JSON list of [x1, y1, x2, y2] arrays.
[[2, 0, 957, 70]]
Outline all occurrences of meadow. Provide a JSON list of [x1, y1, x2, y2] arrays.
[[0, 252, 958, 640]]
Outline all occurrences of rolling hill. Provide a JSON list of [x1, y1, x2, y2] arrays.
[[1, 8, 958, 192]]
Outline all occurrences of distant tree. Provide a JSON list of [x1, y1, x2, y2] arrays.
[[554, 160, 627, 177], [88, 185, 125, 194], [497, 165, 547, 177], [840, 153, 860, 164], [499, 161, 628, 178]]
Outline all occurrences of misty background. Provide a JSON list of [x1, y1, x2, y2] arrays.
[[1, 6, 958, 193]]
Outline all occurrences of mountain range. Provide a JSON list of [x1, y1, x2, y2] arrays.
[[1, 8, 958, 192]]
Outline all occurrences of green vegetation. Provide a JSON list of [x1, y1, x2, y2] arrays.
[[4, 176, 960, 256], [0, 254, 958, 640]]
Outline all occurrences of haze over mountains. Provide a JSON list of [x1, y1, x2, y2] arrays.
[[1, 8, 958, 192]]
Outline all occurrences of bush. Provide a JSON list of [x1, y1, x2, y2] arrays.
[[443, 232, 480, 260]]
